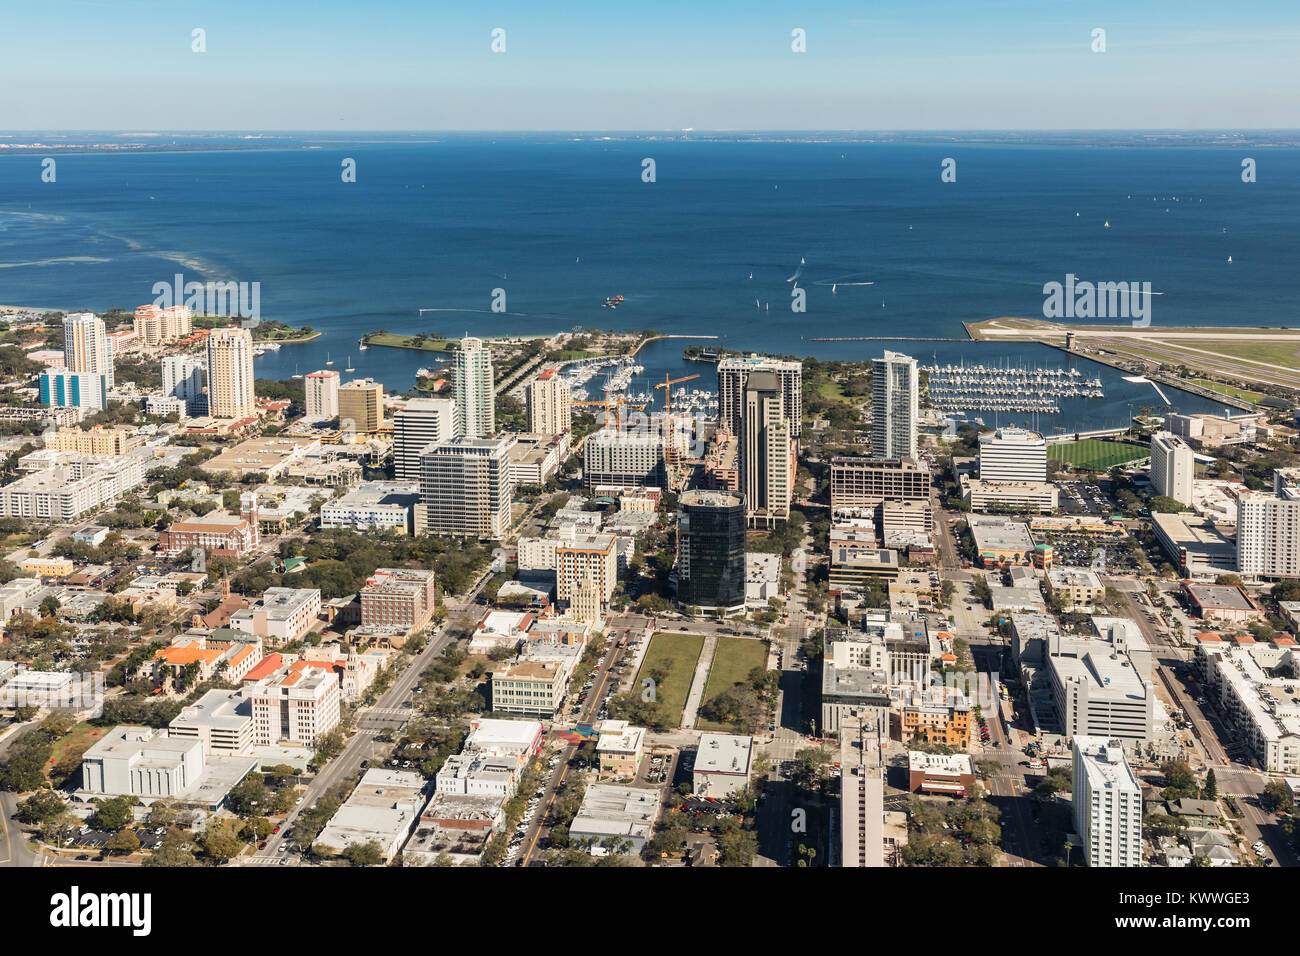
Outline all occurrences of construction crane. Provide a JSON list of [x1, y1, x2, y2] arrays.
[[572, 394, 646, 431], [654, 373, 701, 476]]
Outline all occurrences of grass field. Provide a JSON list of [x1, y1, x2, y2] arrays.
[[1190, 378, 1266, 403], [635, 632, 705, 726], [1049, 438, 1149, 469], [363, 332, 456, 352], [49, 721, 104, 770], [695, 637, 770, 733]]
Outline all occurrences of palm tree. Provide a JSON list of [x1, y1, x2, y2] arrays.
[[1062, 840, 1075, 867]]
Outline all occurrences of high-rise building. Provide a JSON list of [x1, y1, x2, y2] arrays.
[[62, 312, 114, 387], [454, 336, 495, 438], [741, 370, 794, 528], [871, 351, 918, 460], [525, 369, 572, 435], [556, 533, 618, 608], [1237, 491, 1300, 578], [419, 435, 516, 538], [583, 427, 666, 489], [1150, 431, 1194, 506], [205, 327, 256, 419], [39, 370, 108, 410], [1072, 735, 1143, 868], [305, 369, 340, 419], [162, 355, 206, 416], [393, 397, 456, 480], [717, 355, 803, 439], [676, 490, 746, 613], [338, 378, 385, 435], [978, 426, 1047, 482]]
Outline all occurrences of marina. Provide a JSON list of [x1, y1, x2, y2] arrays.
[[921, 361, 1105, 417]]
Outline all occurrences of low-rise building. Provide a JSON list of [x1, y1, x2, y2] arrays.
[[315, 768, 429, 863], [1046, 567, 1105, 608], [692, 733, 753, 798], [229, 587, 322, 643], [907, 751, 976, 795], [595, 721, 646, 779], [1181, 582, 1261, 624], [966, 515, 1042, 568], [319, 481, 419, 533], [568, 784, 659, 854]]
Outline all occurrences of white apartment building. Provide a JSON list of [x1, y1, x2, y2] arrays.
[[305, 369, 340, 419], [229, 587, 322, 643], [1195, 639, 1300, 774], [1072, 735, 1143, 868], [1149, 431, 1194, 505], [206, 327, 257, 419], [393, 397, 456, 480], [0, 455, 146, 522], [526, 369, 572, 435], [248, 666, 341, 747], [63, 312, 114, 387], [454, 336, 495, 438], [435, 752, 519, 798], [871, 351, 918, 460], [162, 354, 206, 415], [419, 434, 516, 538], [133, 304, 193, 345], [978, 426, 1047, 482], [1237, 491, 1300, 578]]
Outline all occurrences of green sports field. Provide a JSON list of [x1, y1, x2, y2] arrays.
[[1049, 438, 1149, 469]]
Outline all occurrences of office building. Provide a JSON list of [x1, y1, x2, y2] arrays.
[[39, 369, 108, 410], [206, 327, 256, 419], [319, 481, 419, 533], [62, 312, 114, 387], [393, 397, 456, 480], [169, 689, 255, 756], [692, 733, 754, 798], [961, 477, 1059, 514], [829, 456, 930, 511], [162, 354, 206, 416], [338, 378, 385, 435], [820, 635, 891, 736], [1237, 492, 1300, 579], [1072, 736, 1143, 867], [315, 768, 428, 863], [676, 490, 746, 613], [907, 751, 976, 795], [1046, 567, 1106, 608], [1048, 618, 1155, 744], [526, 368, 572, 435], [583, 427, 666, 490], [595, 721, 647, 779], [717, 355, 803, 439], [871, 351, 918, 460], [454, 336, 495, 438], [229, 587, 322, 643], [978, 426, 1047, 482], [1150, 431, 1194, 505], [360, 567, 438, 632], [305, 369, 340, 419], [741, 369, 794, 528], [1149, 511, 1238, 579], [419, 435, 515, 538]]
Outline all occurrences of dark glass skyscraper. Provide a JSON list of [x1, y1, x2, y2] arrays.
[[677, 490, 746, 612]]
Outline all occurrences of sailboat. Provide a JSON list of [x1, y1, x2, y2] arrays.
[[345, 355, 355, 372], [325, 352, 334, 366], [1104, 220, 1111, 228], [1227, 256, 1233, 263], [832, 284, 837, 294]]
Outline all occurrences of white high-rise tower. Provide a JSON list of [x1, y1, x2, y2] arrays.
[[871, 351, 918, 460], [454, 336, 495, 438]]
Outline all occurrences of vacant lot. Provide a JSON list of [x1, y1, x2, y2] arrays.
[[696, 637, 770, 733], [1049, 438, 1149, 470], [635, 632, 705, 726]]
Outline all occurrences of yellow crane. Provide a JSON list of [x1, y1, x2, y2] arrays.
[[654, 373, 701, 473], [572, 394, 646, 431]]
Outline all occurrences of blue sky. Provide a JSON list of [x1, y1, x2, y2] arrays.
[[4, 0, 1300, 130]]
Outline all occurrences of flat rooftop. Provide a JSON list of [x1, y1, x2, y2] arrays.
[[694, 733, 753, 776]]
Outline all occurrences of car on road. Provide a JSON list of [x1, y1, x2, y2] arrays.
[[272, 825, 281, 834]]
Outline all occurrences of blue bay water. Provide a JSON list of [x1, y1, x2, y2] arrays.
[[3, 139, 1298, 430]]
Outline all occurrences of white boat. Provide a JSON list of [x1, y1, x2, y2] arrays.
[[261, 342, 281, 351], [345, 356, 355, 372], [325, 352, 334, 366]]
